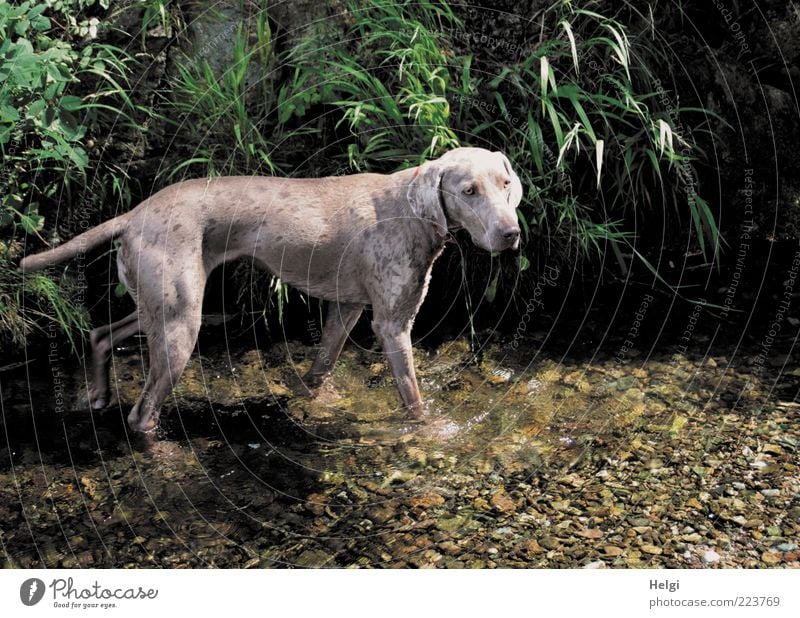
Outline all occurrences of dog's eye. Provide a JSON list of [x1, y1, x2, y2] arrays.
[[463, 186, 475, 196]]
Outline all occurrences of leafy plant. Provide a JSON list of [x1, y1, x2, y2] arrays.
[[165, 4, 292, 179], [1, 0, 162, 348]]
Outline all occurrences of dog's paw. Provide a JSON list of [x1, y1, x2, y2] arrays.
[[90, 396, 107, 410], [76, 389, 109, 411], [301, 371, 327, 389], [289, 372, 330, 398]]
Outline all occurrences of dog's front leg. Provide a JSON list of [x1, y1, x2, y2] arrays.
[[371, 318, 426, 419], [304, 302, 364, 388]]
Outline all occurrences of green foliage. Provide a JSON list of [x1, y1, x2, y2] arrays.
[[0, 262, 89, 350], [1, 0, 161, 348], [287, 0, 461, 168], [166, 6, 288, 178]]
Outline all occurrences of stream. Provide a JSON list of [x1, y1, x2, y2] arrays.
[[1, 315, 798, 568]]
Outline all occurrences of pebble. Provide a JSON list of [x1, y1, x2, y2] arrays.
[[489, 368, 514, 384], [408, 493, 445, 510], [526, 378, 542, 392], [366, 505, 396, 525], [524, 539, 544, 554], [490, 492, 517, 514], [702, 550, 721, 564], [761, 551, 782, 564]]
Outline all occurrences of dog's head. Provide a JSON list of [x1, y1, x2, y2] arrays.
[[407, 147, 523, 251]]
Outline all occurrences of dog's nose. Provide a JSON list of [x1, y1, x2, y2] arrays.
[[502, 227, 521, 243]]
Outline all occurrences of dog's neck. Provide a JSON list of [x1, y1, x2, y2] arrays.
[[410, 166, 456, 246]]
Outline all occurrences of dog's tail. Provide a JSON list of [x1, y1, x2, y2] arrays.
[[19, 212, 131, 274]]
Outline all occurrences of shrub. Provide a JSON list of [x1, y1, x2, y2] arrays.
[[1, 0, 159, 348]]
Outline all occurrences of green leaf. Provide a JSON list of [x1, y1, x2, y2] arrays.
[[31, 15, 50, 31], [59, 95, 83, 111], [485, 270, 499, 302], [0, 104, 19, 122], [595, 139, 604, 189], [19, 211, 44, 233]]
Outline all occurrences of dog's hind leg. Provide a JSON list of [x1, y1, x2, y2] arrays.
[[87, 311, 141, 410], [125, 253, 206, 434], [303, 302, 363, 389]]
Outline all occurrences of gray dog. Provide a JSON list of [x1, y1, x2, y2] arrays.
[[20, 147, 522, 433]]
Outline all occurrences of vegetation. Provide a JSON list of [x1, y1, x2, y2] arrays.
[[1, 0, 719, 351], [0, 0, 160, 349]]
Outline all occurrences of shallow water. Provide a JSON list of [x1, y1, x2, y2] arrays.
[[1, 329, 798, 568]]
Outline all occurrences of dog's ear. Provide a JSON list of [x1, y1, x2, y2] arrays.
[[497, 152, 523, 208], [406, 161, 448, 233]]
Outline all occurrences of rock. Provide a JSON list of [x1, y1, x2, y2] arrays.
[[294, 548, 335, 567], [539, 368, 562, 383], [438, 541, 461, 556], [603, 546, 624, 556], [524, 539, 545, 554], [369, 363, 385, 376], [776, 543, 797, 552], [436, 515, 467, 532], [539, 536, 560, 550], [640, 544, 663, 555], [583, 560, 605, 569], [625, 388, 645, 401], [761, 551, 782, 564], [305, 493, 327, 516], [613, 376, 637, 390], [408, 493, 445, 510], [405, 446, 428, 467], [576, 528, 604, 539], [702, 550, 721, 564], [473, 497, 491, 511], [490, 491, 517, 514], [366, 505, 396, 525]]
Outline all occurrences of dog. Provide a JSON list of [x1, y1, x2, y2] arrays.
[[20, 147, 523, 433]]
